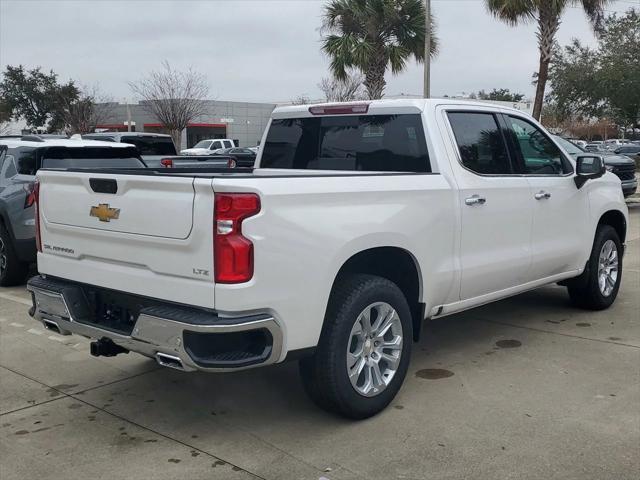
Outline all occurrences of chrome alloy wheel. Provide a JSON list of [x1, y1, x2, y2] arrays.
[[346, 302, 403, 397], [0, 235, 6, 277], [598, 239, 619, 297]]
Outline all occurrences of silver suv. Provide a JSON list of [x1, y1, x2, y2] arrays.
[[0, 137, 145, 286]]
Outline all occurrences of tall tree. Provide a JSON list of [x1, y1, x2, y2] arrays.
[[0, 65, 79, 131], [129, 61, 209, 151], [548, 9, 640, 132], [322, 0, 438, 99], [485, 0, 610, 120]]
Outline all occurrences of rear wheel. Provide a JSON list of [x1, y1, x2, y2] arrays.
[[568, 225, 622, 310], [0, 224, 30, 287], [299, 274, 412, 419]]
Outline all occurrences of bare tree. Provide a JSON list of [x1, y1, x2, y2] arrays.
[[129, 61, 209, 151], [291, 94, 311, 105], [318, 72, 366, 102], [58, 85, 116, 134]]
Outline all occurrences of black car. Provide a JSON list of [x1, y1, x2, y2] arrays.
[[554, 136, 637, 197], [213, 147, 256, 168], [614, 145, 640, 162]]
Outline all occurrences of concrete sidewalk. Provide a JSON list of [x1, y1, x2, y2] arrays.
[[1, 206, 638, 480]]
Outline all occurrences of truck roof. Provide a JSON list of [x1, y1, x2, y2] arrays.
[[0, 138, 136, 148], [273, 98, 531, 119]]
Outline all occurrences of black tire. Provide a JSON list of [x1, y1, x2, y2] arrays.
[[568, 225, 622, 310], [0, 223, 30, 287], [299, 274, 412, 419]]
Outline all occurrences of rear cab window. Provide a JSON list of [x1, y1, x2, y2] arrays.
[[119, 136, 176, 156], [40, 146, 146, 169], [260, 114, 431, 172]]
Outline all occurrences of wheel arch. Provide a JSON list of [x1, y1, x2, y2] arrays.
[[329, 246, 425, 342], [598, 209, 627, 244]]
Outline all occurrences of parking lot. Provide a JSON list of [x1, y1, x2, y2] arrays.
[[0, 204, 637, 480]]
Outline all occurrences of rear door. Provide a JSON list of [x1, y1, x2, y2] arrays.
[[503, 114, 587, 279], [445, 110, 533, 300]]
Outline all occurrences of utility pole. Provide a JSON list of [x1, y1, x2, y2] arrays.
[[423, 0, 431, 98]]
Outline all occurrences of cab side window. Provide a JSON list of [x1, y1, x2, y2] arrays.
[[8, 147, 38, 176], [2, 154, 18, 179], [507, 116, 572, 175], [447, 112, 512, 175]]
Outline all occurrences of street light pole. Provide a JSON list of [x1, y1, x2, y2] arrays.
[[423, 0, 431, 99]]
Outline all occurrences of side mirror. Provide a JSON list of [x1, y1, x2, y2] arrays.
[[575, 155, 606, 189]]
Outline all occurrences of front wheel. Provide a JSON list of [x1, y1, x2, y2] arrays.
[[568, 225, 622, 310], [299, 274, 412, 419]]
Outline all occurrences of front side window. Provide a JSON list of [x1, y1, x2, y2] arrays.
[[447, 112, 512, 175], [507, 116, 572, 175], [261, 114, 430, 172]]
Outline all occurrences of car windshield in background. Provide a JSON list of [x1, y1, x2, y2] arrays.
[[41, 147, 146, 169], [261, 114, 431, 172], [120, 136, 176, 156], [193, 140, 213, 149]]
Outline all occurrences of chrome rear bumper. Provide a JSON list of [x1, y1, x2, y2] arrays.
[[27, 276, 282, 372]]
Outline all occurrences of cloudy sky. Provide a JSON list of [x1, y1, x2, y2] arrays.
[[0, 0, 636, 103]]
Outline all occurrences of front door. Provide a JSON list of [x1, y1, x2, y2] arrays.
[[446, 110, 533, 300], [504, 115, 587, 280]]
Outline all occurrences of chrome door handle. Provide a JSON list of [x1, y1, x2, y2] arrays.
[[465, 195, 486, 206], [534, 191, 551, 200]]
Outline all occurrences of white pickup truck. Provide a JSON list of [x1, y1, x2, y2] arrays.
[[27, 100, 628, 419]]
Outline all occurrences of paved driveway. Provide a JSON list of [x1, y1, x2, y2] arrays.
[[1, 206, 638, 480]]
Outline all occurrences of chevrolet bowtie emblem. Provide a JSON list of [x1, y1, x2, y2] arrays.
[[90, 203, 120, 222]]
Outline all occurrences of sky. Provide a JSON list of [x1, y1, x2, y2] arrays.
[[0, 0, 637, 104]]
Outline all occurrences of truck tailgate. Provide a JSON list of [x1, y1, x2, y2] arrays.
[[36, 170, 216, 308]]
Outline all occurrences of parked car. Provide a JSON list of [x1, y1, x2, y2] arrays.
[[614, 144, 640, 161], [584, 142, 604, 152], [554, 136, 637, 197], [27, 100, 628, 419], [0, 138, 145, 286], [210, 147, 256, 168], [81, 132, 176, 167], [180, 139, 235, 156]]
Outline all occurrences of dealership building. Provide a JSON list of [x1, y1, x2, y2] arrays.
[[96, 100, 277, 149]]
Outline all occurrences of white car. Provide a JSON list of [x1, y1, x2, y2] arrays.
[[28, 99, 628, 419], [180, 138, 235, 155]]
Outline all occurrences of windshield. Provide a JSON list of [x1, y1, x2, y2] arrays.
[[41, 146, 146, 169], [553, 136, 584, 156], [193, 140, 213, 149], [120, 136, 176, 156], [261, 114, 431, 172]]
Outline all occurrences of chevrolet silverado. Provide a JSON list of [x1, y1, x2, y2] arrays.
[[27, 100, 628, 418]]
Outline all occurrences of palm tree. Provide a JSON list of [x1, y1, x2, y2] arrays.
[[486, 0, 610, 120], [322, 0, 438, 100]]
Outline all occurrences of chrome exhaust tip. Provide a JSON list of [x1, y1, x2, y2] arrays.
[[42, 319, 71, 336], [156, 352, 185, 370]]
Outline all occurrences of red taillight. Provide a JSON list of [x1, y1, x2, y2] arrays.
[[34, 180, 42, 252], [308, 103, 369, 115], [160, 158, 174, 168], [214, 193, 260, 283], [24, 183, 37, 208]]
